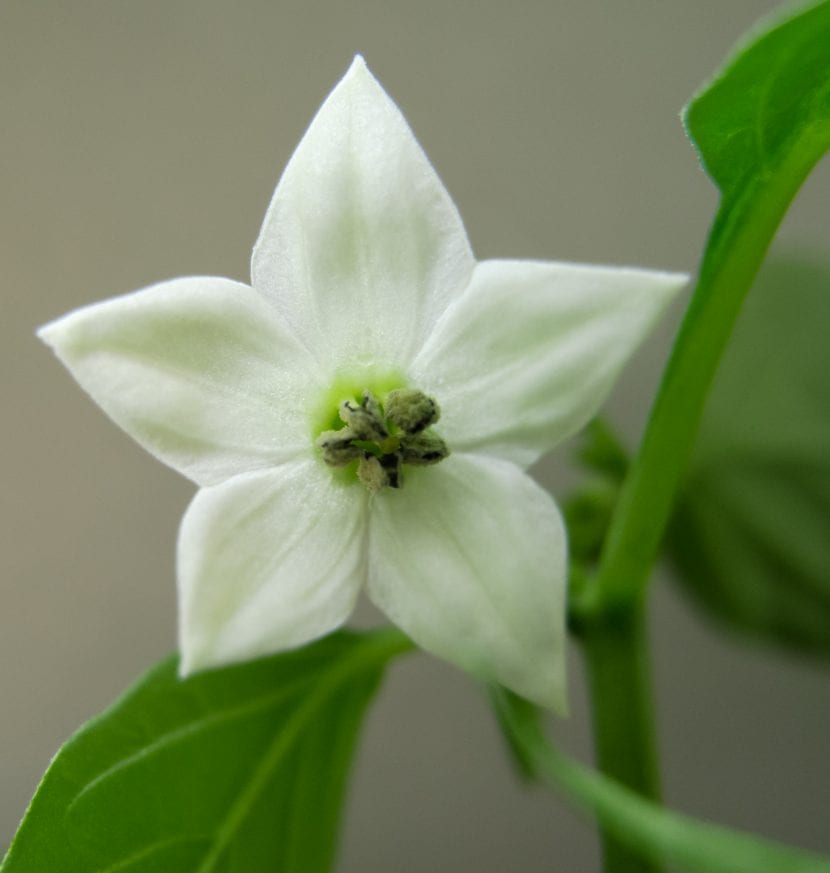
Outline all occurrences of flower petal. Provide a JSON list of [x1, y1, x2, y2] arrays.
[[178, 461, 367, 675], [251, 56, 475, 373], [367, 453, 567, 711], [39, 277, 321, 486], [413, 260, 687, 467]]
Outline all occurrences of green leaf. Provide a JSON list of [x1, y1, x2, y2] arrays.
[[684, 1, 830, 203], [670, 256, 830, 653], [1, 628, 411, 873], [584, 0, 830, 615], [492, 688, 830, 873]]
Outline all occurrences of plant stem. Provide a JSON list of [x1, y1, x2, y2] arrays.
[[580, 602, 664, 873], [492, 686, 830, 873], [580, 139, 825, 620], [569, 134, 825, 872]]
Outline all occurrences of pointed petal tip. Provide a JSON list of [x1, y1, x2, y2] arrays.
[[491, 657, 569, 714], [542, 676, 569, 717], [641, 268, 690, 301], [176, 648, 223, 681], [177, 629, 219, 679], [367, 455, 569, 714], [176, 626, 201, 678], [342, 53, 371, 83], [486, 672, 568, 715], [35, 321, 53, 345], [252, 44, 474, 366], [37, 311, 88, 367], [36, 313, 67, 348], [647, 268, 691, 310], [342, 53, 380, 92], [176, 656, 192, 680], [177, 629, 229, 679], [658, 269, 691, 292], [597, 264, 690, 294]]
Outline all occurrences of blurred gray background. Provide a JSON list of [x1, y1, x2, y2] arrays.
[[2, 1, 828, 870]]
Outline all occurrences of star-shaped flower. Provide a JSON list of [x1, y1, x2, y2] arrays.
[[39, 57, 685, 711]]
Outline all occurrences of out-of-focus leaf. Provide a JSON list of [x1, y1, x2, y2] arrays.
[[576, 419, 628, 483], [0, 628, 410, 873], [670, 256, 830, 653], [564, 421, 628, 621]]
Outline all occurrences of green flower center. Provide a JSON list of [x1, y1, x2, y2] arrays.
[[316, 387, 449, 492]]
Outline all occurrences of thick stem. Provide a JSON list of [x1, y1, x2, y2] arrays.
[[581, 603, 664, 873]]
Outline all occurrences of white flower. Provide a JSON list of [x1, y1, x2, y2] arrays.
[[39, 56, 685, 712]]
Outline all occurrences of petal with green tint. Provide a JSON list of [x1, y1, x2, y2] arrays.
[[367, 453, 567, 711]]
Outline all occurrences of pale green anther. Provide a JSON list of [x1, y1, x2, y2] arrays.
[[400, 430, 449, 466], [339, 393, 388, 440], [385, 388, 440, 434], [317, 387, 448, 490], [358, 453, 401, 492], [315, 429, 362, 466]]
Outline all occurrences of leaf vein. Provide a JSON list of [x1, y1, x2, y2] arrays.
[[68, 680, 305, 812]]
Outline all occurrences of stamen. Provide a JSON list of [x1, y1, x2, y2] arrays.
[[315, 429, 362, 466], [339, 394, 388, 440], [385, 389, 440, 434], [358, 452, 401, 492], [317, 387, 448, 491], [400, 431, 449, 466]]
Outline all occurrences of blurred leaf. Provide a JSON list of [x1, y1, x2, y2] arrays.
[[564, 421, 628, 620], [1, 628, 410, 873], [492, 688, 830, 873], [576, 419, 628, 483], [564, 481, 619, 567], [670, 256, 830, 653]]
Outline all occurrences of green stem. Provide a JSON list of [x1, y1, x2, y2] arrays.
[[570, 135, 824, 871], [492, 686, 830, 873], [577, 141, 823, 620], [581, 603, 663, 873]]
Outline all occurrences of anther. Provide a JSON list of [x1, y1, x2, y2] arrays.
[[317, 387, 448, 491], [385, 389, 439, 434], [315, 430, 362, 466], [358, 452, 401, 492], [339, 394, 388, 440], [400, 431, 449, 466]]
